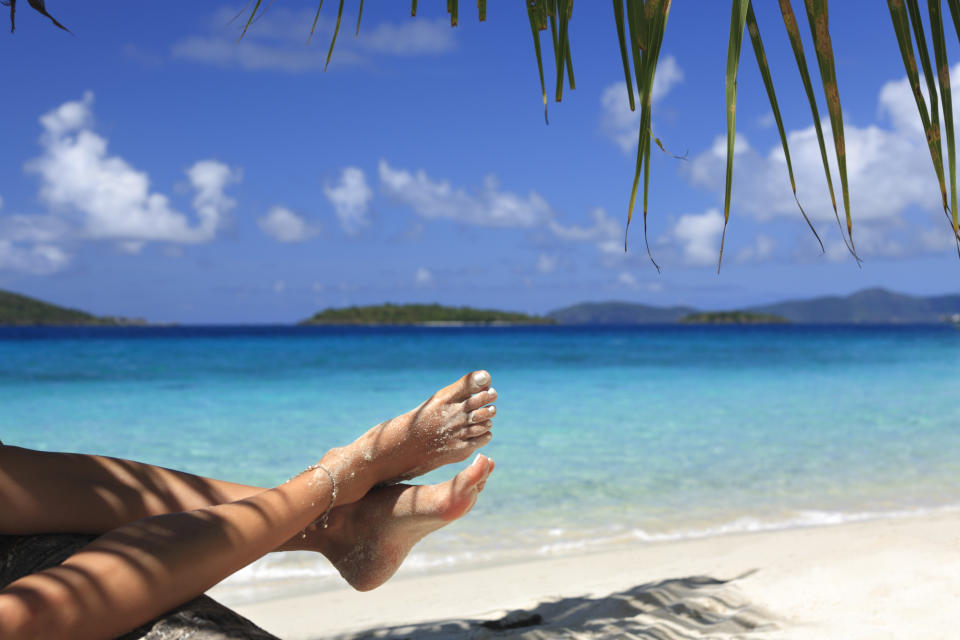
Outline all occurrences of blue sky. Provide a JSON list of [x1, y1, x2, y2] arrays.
[[0, 2, 958, 323]]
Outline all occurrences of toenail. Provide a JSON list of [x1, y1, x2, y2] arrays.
[[488, 406, 496, 415], [472, 371, 489, 386], [488, 387, 496, 397]]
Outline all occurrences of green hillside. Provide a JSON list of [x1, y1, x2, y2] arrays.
[[747, 288, 960, 323], [300, 303, 553, 326], [0, 289, 135, 326]]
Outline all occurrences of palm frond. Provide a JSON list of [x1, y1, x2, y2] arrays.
[[719, 0, 750, 271], [887, 0, 960, 253], [746, 2, 823, 254], [777, 0, 855, 260], [17, 1, 959, 268], [613, 0, 636, 111], [804, 0, 859, 263], [526, 2, 549, 124]]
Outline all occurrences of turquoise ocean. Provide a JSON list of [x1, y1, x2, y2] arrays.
[[2, 325, 959, 602]]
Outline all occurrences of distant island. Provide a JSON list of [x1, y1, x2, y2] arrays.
[[299, 303, 554, 326], [680, 311, 789, 324], [0, 289, 147, 327], [4, 286, 960, 327], [548, 288, 960, 325]]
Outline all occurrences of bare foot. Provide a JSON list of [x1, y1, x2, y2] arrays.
[[324, 371, 497, 504], [314, 454, 495, 591]]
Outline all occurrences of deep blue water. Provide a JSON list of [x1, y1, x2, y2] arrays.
[[2, 325, 958, 597]]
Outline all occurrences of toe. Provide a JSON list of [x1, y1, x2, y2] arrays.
[[463, 420, 492, 438], [465, 370, 491, 395], [468, 405, 496, 424], [464, 387, 497, 411], [465, 431, 493, 448], [457, 454, 490, 489]]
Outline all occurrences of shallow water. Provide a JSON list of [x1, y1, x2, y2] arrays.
[[2, 325, 958, 601]]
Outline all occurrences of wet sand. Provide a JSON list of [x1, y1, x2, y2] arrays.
[[230, 510, 960, 639]]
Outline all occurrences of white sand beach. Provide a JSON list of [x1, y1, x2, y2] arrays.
[[228, 510, 960, 639]]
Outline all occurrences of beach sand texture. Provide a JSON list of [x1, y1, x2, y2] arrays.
[[230, 511, 960, 639]]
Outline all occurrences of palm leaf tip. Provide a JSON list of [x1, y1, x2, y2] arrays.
[[27, 0, 68, 32]]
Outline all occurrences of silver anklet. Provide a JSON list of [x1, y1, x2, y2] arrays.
[[305, 462, 338, 529]]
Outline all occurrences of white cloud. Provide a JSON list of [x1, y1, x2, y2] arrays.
[[258, 205, 318, 243], [379, 160, 552, 227], [358, 19, 456, 55], [670, 208, 725, 266], [600, 55, 684, 151], [683, 63, 960, 259], [0, 240, 70, 275], [618, 271, 639, 288], [27, 92, 239, 247], [171, 9, 454, 73], [735, 233, 776, 263], [324, 167, 373, 234], [536, 253, 557, 274], [415, 267, 433, 286], [1, 93, 241, 274], [549, 207, 622, 255]]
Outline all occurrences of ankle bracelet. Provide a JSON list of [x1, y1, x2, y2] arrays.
[[304, 462, 338, 529]]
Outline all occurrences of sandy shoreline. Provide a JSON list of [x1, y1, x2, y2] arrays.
[[228, 511, 960, 639]]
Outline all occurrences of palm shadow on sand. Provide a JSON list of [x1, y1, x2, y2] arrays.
[[333, 573, 778, 640]]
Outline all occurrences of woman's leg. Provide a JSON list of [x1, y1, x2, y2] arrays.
[[0, 372, 497, 538], [0, 371, 496, 640]]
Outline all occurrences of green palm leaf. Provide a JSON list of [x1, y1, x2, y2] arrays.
[[622, 0, 671, 270], [887, 2, 955, 237], [613, 0, 636, 111], [718, 0, 749, 271], [929, 0, 959, 244], [777, 0, 855, 260], [746, 2, 823, 253], [526, 2, 549, 124], [239, 0, 263, 42], [804, 0, 858, 262], [324, 0, 345, 71], [308, 0, 325, 43]]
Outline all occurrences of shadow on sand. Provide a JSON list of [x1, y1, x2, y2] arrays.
[[332, 573, 778, 640]]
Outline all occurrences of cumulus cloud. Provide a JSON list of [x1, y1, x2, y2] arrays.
[[379, 160, 553, 227], [257, 206, 318, 243], [378, 161, 625, 261], [683, 63, 960, 259], [735, 233, 776, 263], [536, 253, 558, 274], [27, 92, 238, 247], [1, 93, 240, 274], [171, 9, 454, 73], [670, 209, 725, 266], [600, 55, 684, 151], [0, 241, 70, 275], [415, 267, 433, 286], [618, 271, 639, 288], [549, 207, 622, 255], [325, 167, 373, 234]]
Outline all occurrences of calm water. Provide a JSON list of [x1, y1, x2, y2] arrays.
[[2, 325, 959, 601]]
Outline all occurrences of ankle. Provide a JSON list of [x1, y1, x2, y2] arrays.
[[318, 443, 374, 507]]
